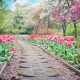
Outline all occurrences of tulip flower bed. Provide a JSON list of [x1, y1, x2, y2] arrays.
[[26, 35, 80, 70], [0, 35, 15, 63]]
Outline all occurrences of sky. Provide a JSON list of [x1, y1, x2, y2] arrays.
[[31, 0, 38, 4], [4, 0, 38, 6], [4, 0, 38, 11]]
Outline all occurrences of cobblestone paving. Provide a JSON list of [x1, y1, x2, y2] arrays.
[[17, 40, 59, 80]]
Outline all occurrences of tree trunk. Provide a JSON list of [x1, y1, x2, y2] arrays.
[[34, 26, 38, 34], [74, 21, 77, 38], [35, 20, 40, 34], [35, 26, 38, 34], [33, 26, 36, 34], [46, 16, 49, 34], [62, 20, 67, 36]]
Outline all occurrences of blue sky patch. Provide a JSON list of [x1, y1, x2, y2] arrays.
[[4, 0, 38, 7]]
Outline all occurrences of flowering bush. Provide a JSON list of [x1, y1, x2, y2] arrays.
[[0, 35, 15, 63], [26, 35, 80, 67]]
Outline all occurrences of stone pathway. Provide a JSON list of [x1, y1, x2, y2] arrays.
[[17, 40, 59, 80]]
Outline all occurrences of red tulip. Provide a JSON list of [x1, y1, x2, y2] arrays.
[[72, 41, 76, 45], [78, 44, 80, 48], [10, 47, 15, 53]]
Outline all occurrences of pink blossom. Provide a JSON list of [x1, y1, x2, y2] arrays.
[[69, 2, 80, 21]]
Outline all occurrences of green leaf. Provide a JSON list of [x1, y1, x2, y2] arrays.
[[0, 57, 9, 62]]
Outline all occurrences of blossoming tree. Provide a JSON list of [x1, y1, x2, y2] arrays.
[[69, 0, 80, 38]]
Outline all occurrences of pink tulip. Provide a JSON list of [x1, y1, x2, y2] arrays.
[[57, 38, 63, 44], [0, 36, 4, 42], [65, 41, 72, 47]]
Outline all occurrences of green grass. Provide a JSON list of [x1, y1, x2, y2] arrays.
[[76, 39, 80, 45]]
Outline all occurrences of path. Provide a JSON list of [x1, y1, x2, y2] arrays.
[[17, 40, 59, 80]]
